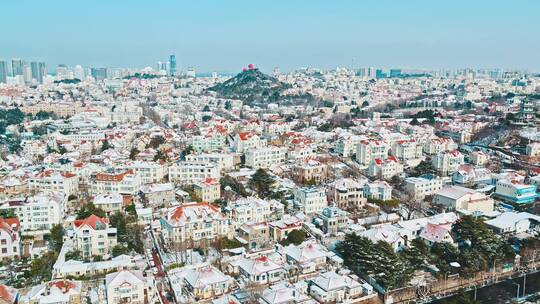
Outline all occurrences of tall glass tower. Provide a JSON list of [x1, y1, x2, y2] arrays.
[[0, 60, 7, 83], [169, 54, 176, 76]]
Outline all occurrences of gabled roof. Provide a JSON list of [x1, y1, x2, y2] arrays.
[[73, 214, 109, 230]]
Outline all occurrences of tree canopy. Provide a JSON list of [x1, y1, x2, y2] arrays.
[[248, 169, 275, 198]]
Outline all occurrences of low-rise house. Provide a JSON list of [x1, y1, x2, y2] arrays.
[[452, 165, 492, 185], [259, 282, 312, 304], [238, 222, 271, 250], [237, 255, 286, 285], [291, 159, 329, 185], [359, 226, 404, 251], [308, 271, 365, 303], [184, 265, 235, 301], [433, 186, 494, 213], [105, 270, 148, 304], [26, 279, 82, 304], [494, 179, 538, 205], [93, 193, 123, 215], [485, 212, 540, 234], [284, 241, 330, 275], [0, 284, 18, 304], [141, 183, 175, 206], [316, 207, 349, 236], [269, 215, 303, 241]]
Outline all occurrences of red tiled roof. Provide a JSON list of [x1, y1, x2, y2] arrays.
[[74, 214, 109, 230]]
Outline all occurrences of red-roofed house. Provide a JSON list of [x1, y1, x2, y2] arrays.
[[368, 156, 404, 179], [0, 218, 20, 260], [72, 215, 117, 259], [232, 132, 263, 153], [193, 178, 221, 203], [161, 202, 231, 247]]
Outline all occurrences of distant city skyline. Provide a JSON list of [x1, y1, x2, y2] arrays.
[[2, 0, 540, 73]]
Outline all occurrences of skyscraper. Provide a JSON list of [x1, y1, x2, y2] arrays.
[[90, 67, 107, 80], [11, 58, 24, 76], [169, 54, 176, 76], [30, 61, 47, 83], [0, 60, 7, 83]]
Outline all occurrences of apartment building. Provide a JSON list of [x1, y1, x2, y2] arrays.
[[356, 140, 389, 167], [245, 146, 287, 169], [168, 161, 220, 184]]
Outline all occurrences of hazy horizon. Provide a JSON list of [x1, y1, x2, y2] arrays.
[[2, 0, 540, 73]]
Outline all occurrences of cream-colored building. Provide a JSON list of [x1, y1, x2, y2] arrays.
[[105, 270, 148, 304], [433, 186, 494, 213], [72, 215, 117, 259], [161, 202, 231, 247], [193, 178, 221, 203]]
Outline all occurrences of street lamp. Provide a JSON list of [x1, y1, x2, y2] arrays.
[[510, 281, 520, 300]]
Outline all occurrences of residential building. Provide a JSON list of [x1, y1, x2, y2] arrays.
[[193, 178, 221, 203], [363, 180, 393, 201], [26, 280, 82, 304], [141, 183, 175, 206], [404, 175, 444, 200], [0, 218, 20, 260], [72, 214, 117, 259], [0, 192, 65, 233], [232, 132, 264, 153], [245, 146, 287, 169], [105, 270, 148, 304], [185, 153, 235, 172], [168, 161, 220, 184], [183, 265, 235, 301], [423, 137, 457, 155], [293, 187, 327, 215], [90, 169, 142, 196], [327, 178, 366, 210], [131, 161, 167, 184], [316, 207, 349, 235], [367, 156, 403, 179], [433, 186, 494, 213], [236, 255, 286, 285], [391, 139, 423, 167], [308, 271, 365, 303], [356, 140, 389, 166], [485, 212, 540, 234], [161, 202, 231, 246], [93, 193, 123, 214], [291, 159, 329, 185], [494, 179, 538, 204], [29, 170, 78, 196], [432, 150, 464, 175]]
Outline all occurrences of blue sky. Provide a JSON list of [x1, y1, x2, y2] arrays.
[[2, 0, 540, 73]]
